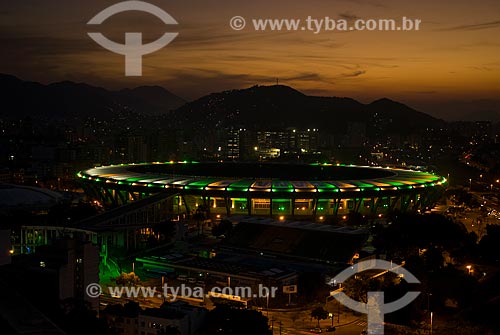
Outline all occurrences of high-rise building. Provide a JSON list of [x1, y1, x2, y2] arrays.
[[35, 239, 100, 311], [0, 229, 12, 266], [127, 135, 148, 163], [226, 129, 240, 160], [296, 128, 319, 153], [103, 301, 207, 335]]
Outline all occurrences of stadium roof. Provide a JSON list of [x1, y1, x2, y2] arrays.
[[78, 162, 446, 194], [0, 184, 63, 212]]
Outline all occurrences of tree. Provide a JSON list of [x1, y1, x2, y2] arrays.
[[158, 326, 180, 335], [373, 213, 470, 259], [479, 225, 500, 263], [122, 301, 142, 315], [205, 306, 270, 335], [345, 211, 366, 226], [290, 312, 301, 326], [342, 273, 372, 304], [153, 219, 176, 242], [193, 208, 207, 236], [425, 246, 445, 271], [58, 298, 108, 335], [115, 272, 140, 286], [212, 219, 233, 237], [311, 306, 329, 328]]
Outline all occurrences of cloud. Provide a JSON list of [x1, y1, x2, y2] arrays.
[[338, 0, 386, 8], [164, 68, 331, 86], [338, 12, 360, 21], [282, 72, 337, 85], [0, 35, 97, 56], [438, 20, 500, 31], [414, 91, 437, 95], [341, 70, 366, 78], [468, 66, 494, 71]]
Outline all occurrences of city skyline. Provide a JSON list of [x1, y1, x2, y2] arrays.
[[0, 0, 499, 120]]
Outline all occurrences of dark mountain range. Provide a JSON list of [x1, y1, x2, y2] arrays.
[[171, 84, 444, 135], [0, 74, 444, 136], [0, 74, 186, 119], [115, 86, 186, 115], [457, 110, 500, 122]]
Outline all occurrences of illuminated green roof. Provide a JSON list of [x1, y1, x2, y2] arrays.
[[78, 162, 447, 196]]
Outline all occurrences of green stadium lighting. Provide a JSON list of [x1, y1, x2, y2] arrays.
[[78, 162, 447, 218]]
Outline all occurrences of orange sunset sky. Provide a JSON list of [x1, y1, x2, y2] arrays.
[[1, 0, 499, 119]]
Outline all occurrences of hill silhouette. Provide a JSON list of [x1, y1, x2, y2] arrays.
[[172, 84, 443, 134], [0, 74, 185, 119]]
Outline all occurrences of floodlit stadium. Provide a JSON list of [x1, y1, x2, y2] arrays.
[[77, 162, 447, 220]]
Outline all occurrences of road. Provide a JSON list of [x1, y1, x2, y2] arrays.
[[268, 319, 367, 335], [264, 307, 367, 335], [100, 292, 368, 335], [447, 191, 500, 238]]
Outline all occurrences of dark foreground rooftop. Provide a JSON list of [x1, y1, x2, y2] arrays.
[[223, 217, 368, 263]]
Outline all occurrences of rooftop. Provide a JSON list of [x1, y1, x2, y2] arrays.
[[223, 218, 368, 263], [79, 162, 446, 193], [0, 184, 62, 213]]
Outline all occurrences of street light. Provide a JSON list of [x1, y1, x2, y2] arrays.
[[430, 311, 433, 335], [466, 265, 472, 275], [427, 293, 432, 334], [266, 293, 270, 317], [469, 178, 472, 190]]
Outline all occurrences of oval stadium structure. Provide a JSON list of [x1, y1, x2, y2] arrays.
[[77, 162, 447, 221]]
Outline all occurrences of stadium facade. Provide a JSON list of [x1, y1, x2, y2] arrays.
[[77, 162, 447, 220]]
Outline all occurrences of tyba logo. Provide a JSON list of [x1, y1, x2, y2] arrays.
[[87, 1, 178, 76], [332, 259, 421, 335]]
